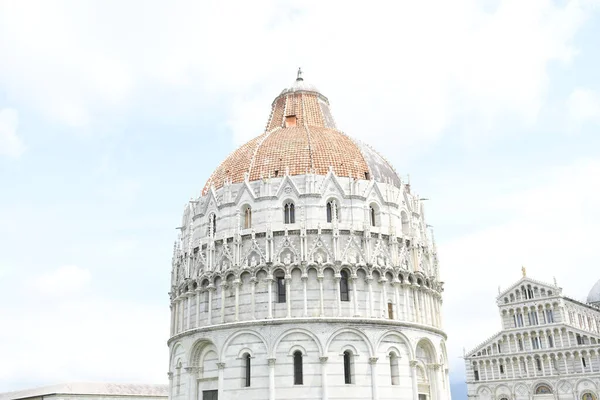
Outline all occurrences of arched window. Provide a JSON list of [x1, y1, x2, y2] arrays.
[[388, 302, 394, 319], [534, 384, 552, 394], [284, 202, 295, 224], [389, 352, 399, 385], [370, 206, 376, 226], [243, 206, 252, 229], [277, 274, 286, 303], [293, 351, 303, 385], [340, 271, 349, 302], [343, 350, 353, 384], [244, 353, 251, 387], [326, 200, 339, 223], [208, 213, 216, 235]]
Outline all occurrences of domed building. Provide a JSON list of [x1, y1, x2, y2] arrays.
[[167, 70, 450, 400]]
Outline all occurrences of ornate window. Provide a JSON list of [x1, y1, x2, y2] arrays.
[[389, 352, 399, 385], [243, 206, 252, 229], [534, 384, 552, 394], [244, 353, 251, 387], [277, 275, 286, 303], [388, 302, 394, 319], [340, 270, 350, 301], [343, 350, 354, 384], [207, 213, 216, 235], [284, 202, 295, 224], [293, 351, 303, 385], [326, 200, 339, 223], [582, 393, 597, 400], [369, 205, 376, 226], [546, 309, 554, 323]]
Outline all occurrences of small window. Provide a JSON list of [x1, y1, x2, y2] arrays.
[[577, 334, 584, 345], [277, 276, 286, 303], [243, 206, 252, 229], [536, 358, 542, 371], [499, 364, 504, 374], [474, 369, 479, 381], [340, 271, 350, 302], [583, 357, 587, 368], [284, 202, 295, 224], [388, 302, 394, 319], [370, 206, 376, 226], [343, 351, 353, 384], [244, 353, 251, 387], [518, 339, 523, 351], [293, 351, 303, 385], [285, 115, 297, 128], [548, 335, 554, 348], [326, 200, 339, 223], [390, 353, 399, 385], [208, 213, 216, 235]]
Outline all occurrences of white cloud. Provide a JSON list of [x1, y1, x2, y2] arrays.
[[0, 108, 25, 158], [440, 157, 600, 381], [0, 0, 596, 147], [32, 265, 92, 296], [567, 87, 600, 127]]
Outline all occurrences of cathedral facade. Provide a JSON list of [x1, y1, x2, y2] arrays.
[[167, 71, 450, 400], [465, 272, 600, 400]]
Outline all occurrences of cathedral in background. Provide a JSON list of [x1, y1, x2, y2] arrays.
[[465, 270, 600, 400], [167, 70, 451, 400]]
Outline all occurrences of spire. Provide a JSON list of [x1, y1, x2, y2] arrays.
[[296, 67, 303, 81]]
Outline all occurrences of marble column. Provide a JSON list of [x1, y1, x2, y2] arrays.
[[186, 293, 192, 330], [318, 275, 325, 317], [410, 360, 419, 400], [302, 274, 308, 317], [207, 286, 214, 325], [286, 275, 292, 318], [195, 288, 201, 328], [234, 279, 240, 322], [369, 357, 379, 400], [381, 279, 388, 318], [220, 283, 227, 323], [351, 276, 359, 317], [320, 356, 328, 400], [268, 358, 276, 400], [250, 277, 257, 320], [267, 277, 274, 319], [335, 276, 342, 317], [217, 362, 225, 399], [367, 277, 374, 318]]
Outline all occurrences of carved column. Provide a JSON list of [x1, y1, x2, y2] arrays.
[[267, 276, 274, 319], [335, 275, 341, 317], [233, 279, 240, 322], [393, 280, 401, 320], [366, 276, 374, 318], [216, 362, 225, 399], [286, 275, 292, 318], [402, 284, 409, 321], [207, 286, 214, 325], [410, 360, 419, 400], [381, 278, 388, 318], [369, 357, 379, 400], [268, 358, 276, 400], [186, 293, 192, 330], [170, 303, 175, 336], [220, 282, 227, 323], [351, 275, 359, 317], [185, 366, 198, 400], [195, 288, 201, 328], [318, 275, 325, 317], [320, 356, 328, 400], [302, 274, 308, 317], [179, 297, 185, 332], [250, 277, 257, 320]]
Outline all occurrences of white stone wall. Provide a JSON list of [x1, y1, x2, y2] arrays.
[[168, 322, 449, 400], [168, 173, 448, 400], [466, 277, 600, 400]]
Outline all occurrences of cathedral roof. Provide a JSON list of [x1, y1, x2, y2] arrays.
[[0, 383, 168, 400], [202, 69, 401, 195], [588, 279, 600, 305]]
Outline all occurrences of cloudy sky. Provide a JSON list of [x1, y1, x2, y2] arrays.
[[1, 0, 600, 397]]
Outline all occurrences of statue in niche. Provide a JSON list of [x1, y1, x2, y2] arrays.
[[377, 255, 386, 267], [222, 260, 229, 270], [283, 253, 292, 266], [316, 253, 324, 264], [250, 255, 258, 267], [346, 251, 358, 265]]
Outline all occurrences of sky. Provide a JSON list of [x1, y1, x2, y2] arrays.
[[1, 0, 600, 398]]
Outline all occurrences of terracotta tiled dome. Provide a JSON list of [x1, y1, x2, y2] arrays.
[[202, 70, 401, 195]]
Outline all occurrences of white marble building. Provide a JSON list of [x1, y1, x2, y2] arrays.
[[465, 271, 600, 400], [167, 71, 451, 400]]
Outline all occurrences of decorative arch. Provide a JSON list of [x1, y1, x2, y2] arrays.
[[189, 339, 217, 366], [325, 327, 375, 358], [375, 330, 414, 360], [534, 383, 553, 394], [415, 337, 438, 364], [271, 328, 324, 358], [220, 329, 269, 362]]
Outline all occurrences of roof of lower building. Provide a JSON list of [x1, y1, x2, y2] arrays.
[[0, 383, 168, 400], [587, 279, 600, 305]]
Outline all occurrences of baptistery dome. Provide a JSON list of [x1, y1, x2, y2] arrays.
[[168, 70, 450, 400], [203, 70, 401, 195]]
